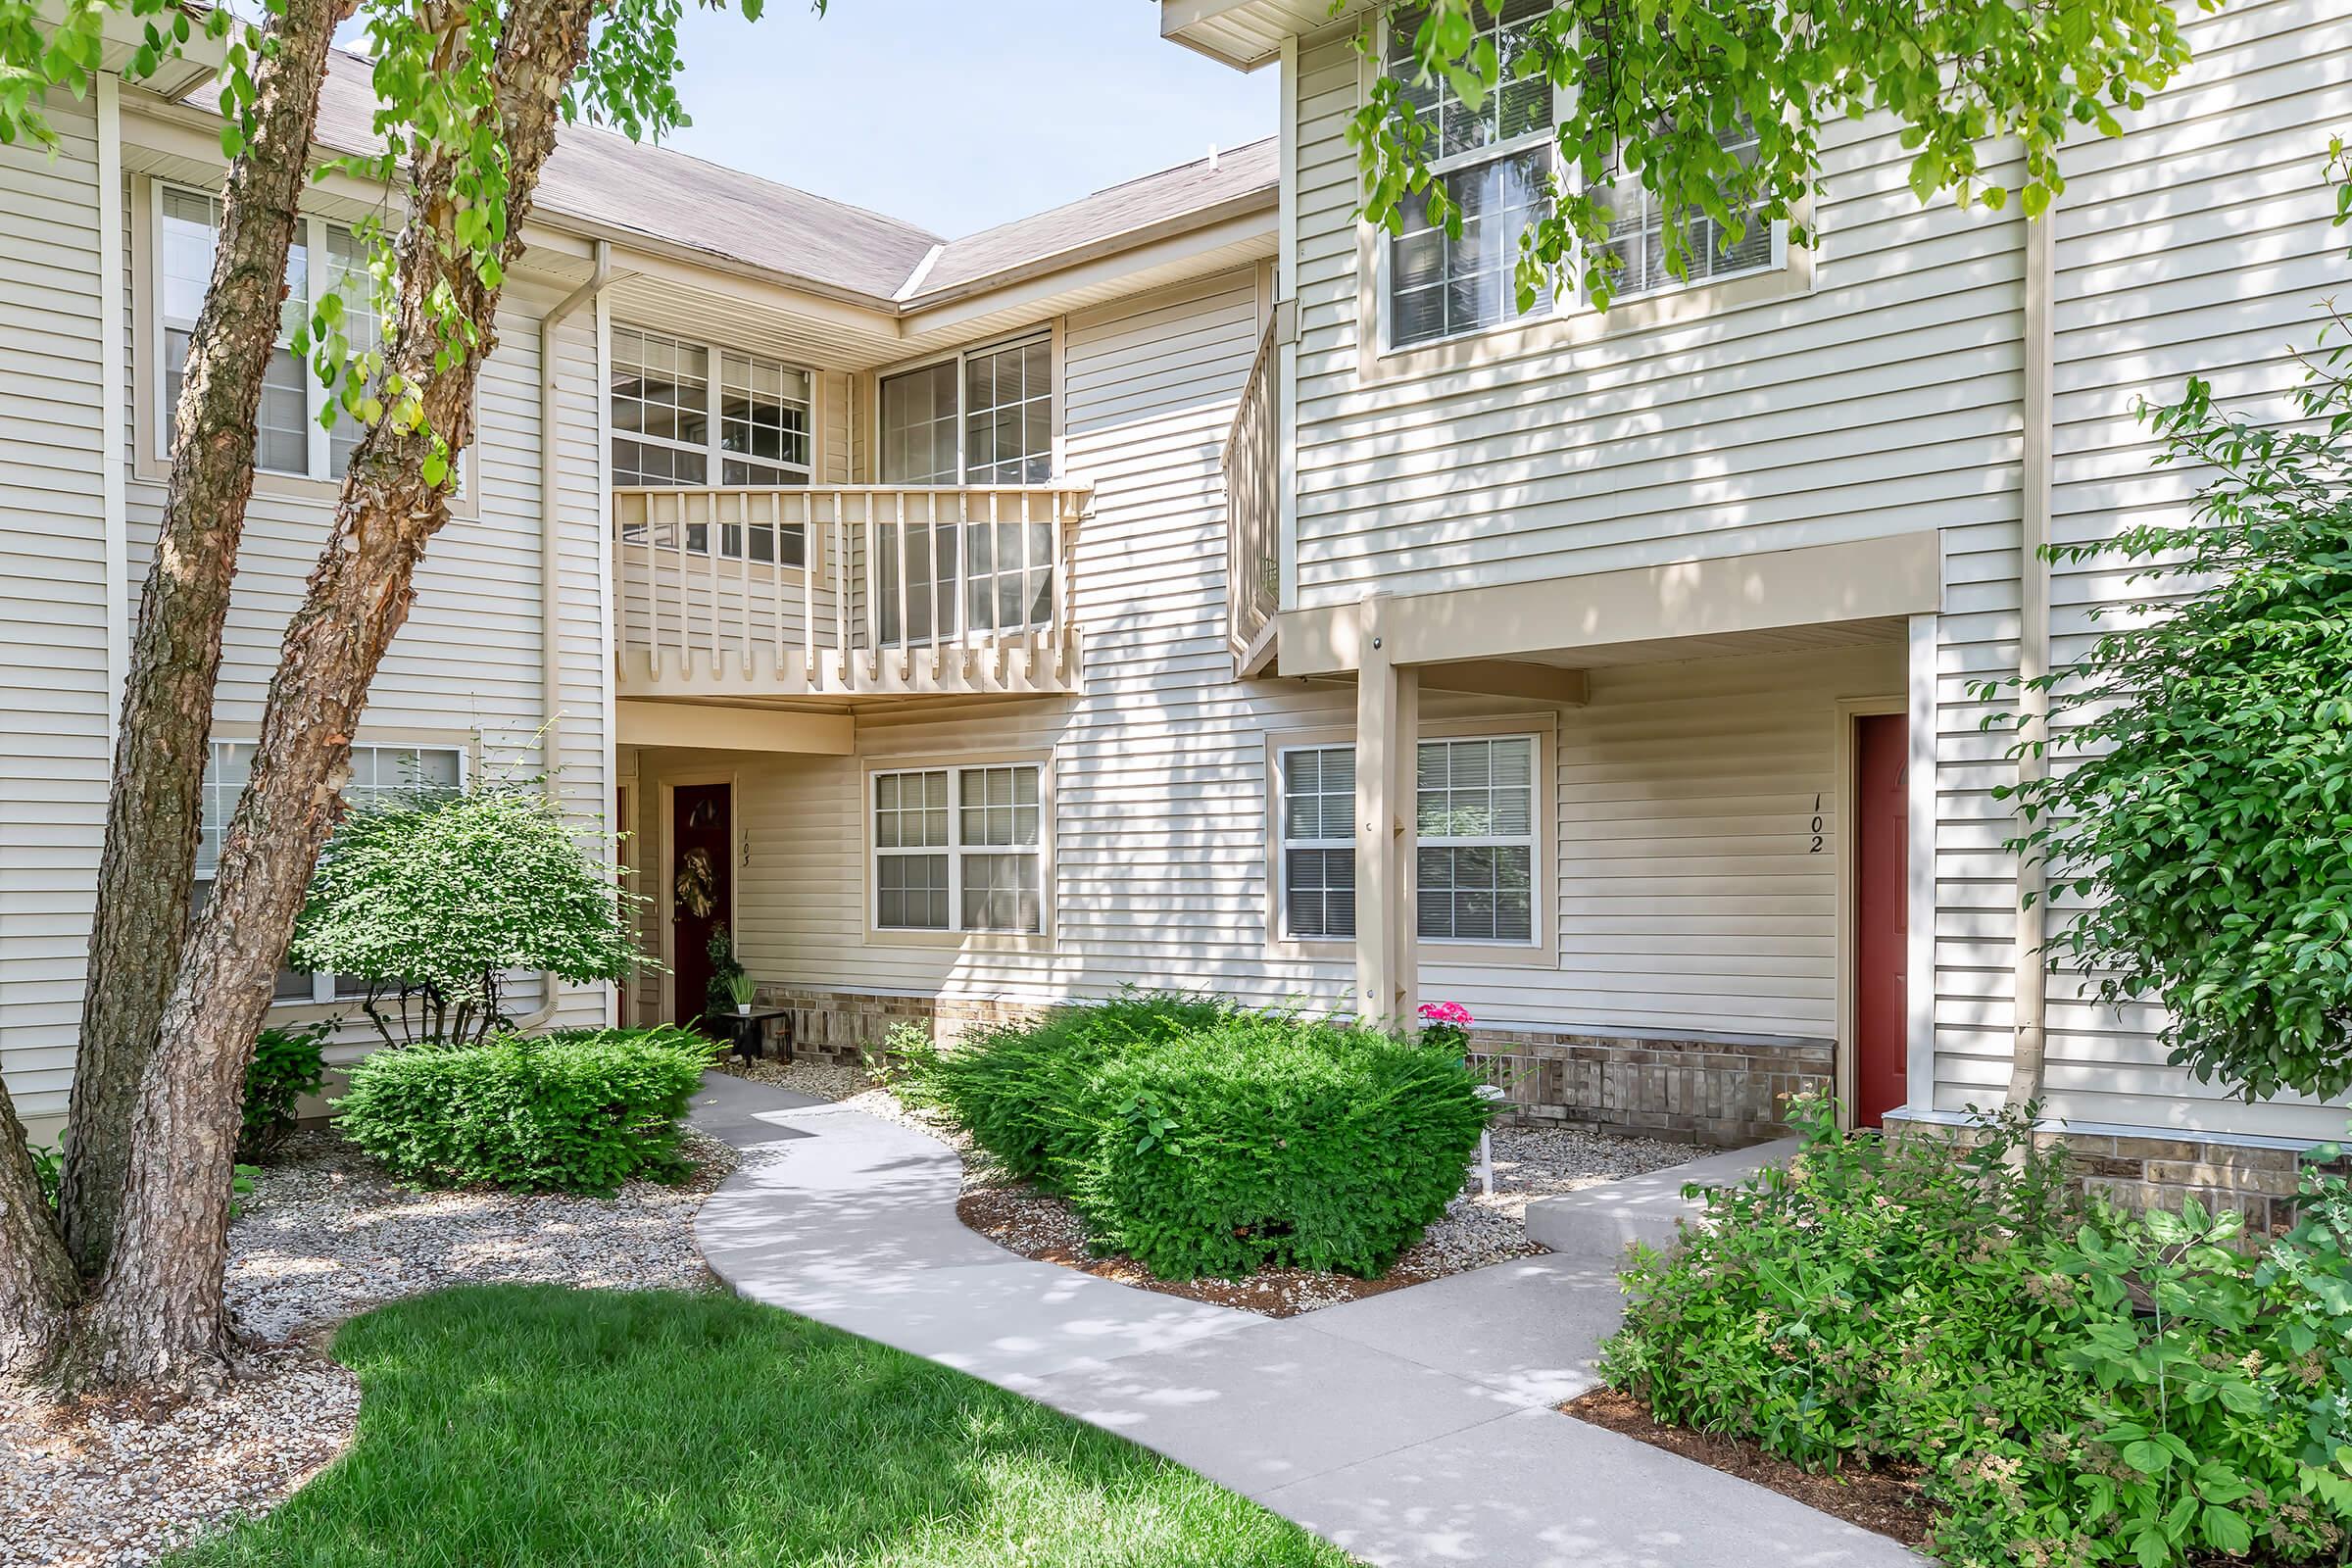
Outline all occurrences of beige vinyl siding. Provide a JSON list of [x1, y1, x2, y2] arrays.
[[115, 205, 614, 1044], [0, 95, 112, 1122], [1930, 0, 2352, 1140], [1287, 29, 2023, 605], [634, 268, 1903, 1048]]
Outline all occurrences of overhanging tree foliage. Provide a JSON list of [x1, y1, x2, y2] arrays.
[[293, 775, 648, 1048], [0, 0, 781, 1389], [1355, 0, 2203, 309], [1985, 142, 2352, 1105]]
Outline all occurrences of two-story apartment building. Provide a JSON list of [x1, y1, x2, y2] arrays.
[[3, 0, 2345, 1217]]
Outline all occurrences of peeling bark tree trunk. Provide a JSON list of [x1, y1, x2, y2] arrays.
[[77, 0, 600, 1387], [0, 1082, 75, 1378], [59, 0, 352, 1280]]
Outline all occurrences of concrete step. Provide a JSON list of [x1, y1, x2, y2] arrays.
[[1524, 1138, 1799, 1260]]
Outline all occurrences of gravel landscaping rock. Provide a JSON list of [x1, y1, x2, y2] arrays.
[[717, 1054, 1694, 1316], [1, 1128, 735, 1568]]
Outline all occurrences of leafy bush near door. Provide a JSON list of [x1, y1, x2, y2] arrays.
[[337, 1026, 717, 1195], [906, 994, 1491, 1279], [1600, 1095, 2352, 1568]]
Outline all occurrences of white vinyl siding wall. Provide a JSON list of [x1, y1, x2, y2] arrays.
[[0, 96, 113, 1125], [1290, 27, 2021, 605], [1929, 0, 2352, 1142], [629, 267, 1906, 1046]]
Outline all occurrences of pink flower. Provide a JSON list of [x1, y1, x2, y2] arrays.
[[1418, 1001, 1473, 1027]]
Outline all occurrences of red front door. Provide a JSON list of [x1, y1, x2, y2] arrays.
[[671, 783, 732, 1028], [1854, 714, 1908, 1127]]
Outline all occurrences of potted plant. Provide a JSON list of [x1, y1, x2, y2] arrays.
[[724, 970, 757, 1015], [1417, 1001, 1473, 1060]]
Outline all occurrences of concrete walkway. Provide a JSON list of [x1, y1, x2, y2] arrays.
[[689, 1072, 1926, 1568]]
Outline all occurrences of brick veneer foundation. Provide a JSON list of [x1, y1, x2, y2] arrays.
[[1885, 1110, 2349, 1238], [757, 986, 1829, 1148], [1465, 1027, 1833, 1146]]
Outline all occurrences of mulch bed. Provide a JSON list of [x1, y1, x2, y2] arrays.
[[1560, 1387, 1936, 1548], [956, 1189, 1429, 1317]]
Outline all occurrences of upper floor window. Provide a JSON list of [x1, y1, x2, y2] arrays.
[[879, 334, 1053, 486], [1381, 8, 1782, 350], [612, 325, 813, 490], [159, 185, 378, 478], [1386, 0, 1556, 348]]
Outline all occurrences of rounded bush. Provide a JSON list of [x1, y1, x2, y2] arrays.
[[337, 1026, 716, 1194], [1073, 1015, 1488, 1279], [910, 994, 1491, 1280]]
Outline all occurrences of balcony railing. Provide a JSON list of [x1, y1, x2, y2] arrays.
[[613, 483, 1091, 701], [1223, 299, 1288, 666]]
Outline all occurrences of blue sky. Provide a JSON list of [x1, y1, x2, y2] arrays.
[[660, 1, 1279, 239]]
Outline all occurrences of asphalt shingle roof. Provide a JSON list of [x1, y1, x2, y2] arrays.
[[307, 52, 1275, 308]]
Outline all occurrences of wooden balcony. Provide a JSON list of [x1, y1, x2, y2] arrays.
[[613, 484, 1091, 703], [1224, 300, 1287, 672]]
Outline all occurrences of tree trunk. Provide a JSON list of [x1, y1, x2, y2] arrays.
[[0, 1080, 76, 1378], [59, 0, 352, 1279], [77, 0, 600, 1387]]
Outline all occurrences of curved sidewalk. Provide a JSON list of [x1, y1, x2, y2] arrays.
[[690, 1071, 1927, 1568]]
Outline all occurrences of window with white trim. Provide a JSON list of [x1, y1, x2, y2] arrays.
[[159, 186, 400, 480], [871, 335, 1057, 646], [1385, 0, 1557, 348], [611, 324, 813, 565], [1277, 736, 1540, 946], [1601, 118, 1774, 298], [1279, 746, 1357, 941], [1414, 736, 1537, 943], [878, 334, 1053, 487], [197, 740, 466, 1003], [872, 761, 1045, 935]]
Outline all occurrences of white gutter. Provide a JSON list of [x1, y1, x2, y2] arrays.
[[514, 240, 614, 1031], [97, 72, 128, 735], [2005, 201, 2055, 1106]]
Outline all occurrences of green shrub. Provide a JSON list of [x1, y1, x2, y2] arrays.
[[908, 994, 1490, 1280], [1600, 1096, 2352, 1568], [1075, 1013, 1489, 1279], [908, 992, 1228, 1190], [292, 775, 648, 1048], [241, 1018, 333, 1162], [336, 1026, 716, 1194]]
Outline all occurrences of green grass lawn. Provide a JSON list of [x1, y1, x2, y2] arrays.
[[171, 1284, 1348, 1568]]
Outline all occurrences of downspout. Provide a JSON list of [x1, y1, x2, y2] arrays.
[[2004, 199, 2055, 1107], [514, 240, 613, 1031], [97, 73, 129, 738]]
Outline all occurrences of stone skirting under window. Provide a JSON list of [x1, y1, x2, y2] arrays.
[[1884, 1111, 2348, 1238], [1465, 1028, 1832, 1147]]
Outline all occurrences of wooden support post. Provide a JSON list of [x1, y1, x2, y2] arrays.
[[1353, 594, 1418, 1029]]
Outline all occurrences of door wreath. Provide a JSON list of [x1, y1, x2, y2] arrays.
[[675, 848, 717, 919]]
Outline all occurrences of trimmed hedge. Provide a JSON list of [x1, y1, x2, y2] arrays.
[[910, 996, 1491, 1279], [338, 1026, 716, 1194]]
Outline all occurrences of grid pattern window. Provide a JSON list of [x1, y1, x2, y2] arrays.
[[1602, 120, 1774, 297], [1280, 746, 1356, 940], [198, 741, 466, 1003], [878, 334, 1054, 486], [161, 186, 310, 474], [873, 769, 953, 931], [1386, 1, 1556, 348], [875, 336, 1057, 647], [961, 337, 1053, 484], [1415, 736, 1537, 944], [873, 762, 1046, 935], [612, 326, 812, 566], [321, 224, 384, 479]]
